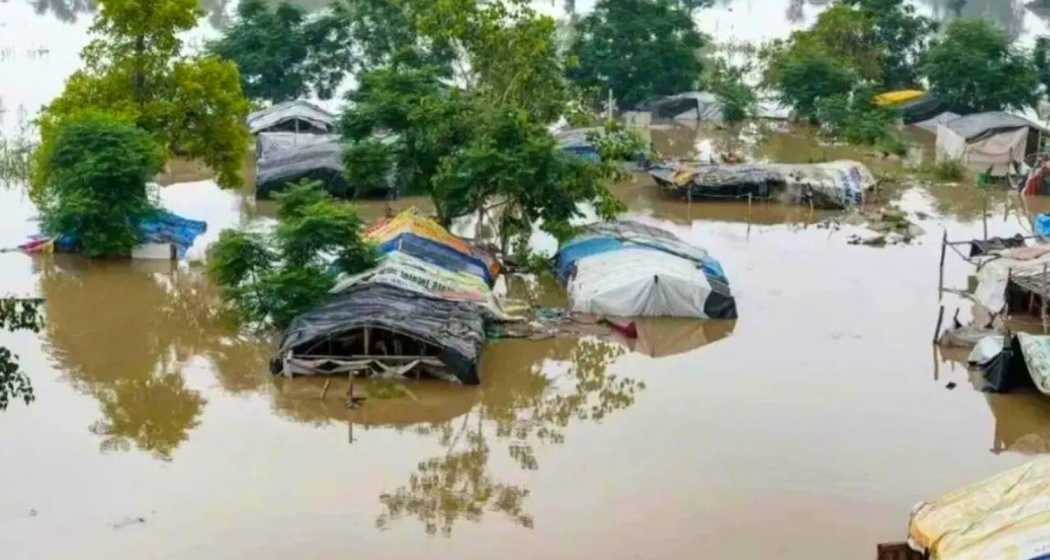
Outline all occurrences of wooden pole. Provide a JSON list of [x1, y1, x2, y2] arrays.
[[938, 230, 948, 301], [320, 378, 331, 400], [934, 305, 945, 345], [983, 192, 988, 241], [1043, 263, 1048, 331]]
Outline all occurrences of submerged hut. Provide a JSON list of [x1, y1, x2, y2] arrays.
[[935, 112, 1045, 176], [637, 91, 725, 123], [649, 160, 875, 209], [247, 100, 337, 135], [255, 132, 348, 199], [272, 210, 503, 385], [900, 456, 1050, 559], [554, 220, 737, 319]]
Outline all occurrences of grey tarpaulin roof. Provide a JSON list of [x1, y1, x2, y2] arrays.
[[276, 283, 485, 384], [638, 91, 725, 122], [247, 100, 337, 135], [943, 112, 1046, 141], [255, 132, 347, 198], [914, 111, 961, 134]]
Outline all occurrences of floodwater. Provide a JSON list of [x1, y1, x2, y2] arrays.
[[5, 1, 1050, 559]]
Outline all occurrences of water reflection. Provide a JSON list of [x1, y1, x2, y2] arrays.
[[986, 392, 1050, 454], [29, 0, 94, 23], [919, 0, 1027, 40], [37, 255, 268, 459]]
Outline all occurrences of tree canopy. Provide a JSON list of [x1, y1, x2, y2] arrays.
[[0, 298, 44, 411], [35, 111, 164, 257], [37, 0, 250, 187], [921, 18, 1040, 113], [207, 180, 378, 328], [567, 0, 706, 109], [208, 0, 312, 103]]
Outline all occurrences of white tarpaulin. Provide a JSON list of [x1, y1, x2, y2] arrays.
[[974, 246, 1050, 313], [935, 112, 1043, 175], [247, 100, 336, 135], [566, 248, 714, 318], [909, 457, 1050, 560]]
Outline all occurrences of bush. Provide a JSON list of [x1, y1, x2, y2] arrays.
[[814, 91, 905, 154], [586, 123, 648, 161], [207, 180, 378, 328], [33, 111, 163, 257], [931, 159, 965, 182], [343, 138, 392, 197]]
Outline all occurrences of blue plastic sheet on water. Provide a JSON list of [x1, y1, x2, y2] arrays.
[[1036, 214, 1050, 238], [377, 232, 494, 285]]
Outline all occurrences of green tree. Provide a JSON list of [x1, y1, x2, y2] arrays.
[[207, 180, 378, 328], [706, 59, 756, 123], [763, 38, 857, 119], [37, 0, 250, 187], [921, 19, 1040, 113], [432, 109, 624, 254], [0, 298, 44, 411], [35, 112, 163, 257], [208, 0, 310, 103], [840, 0, 937, 89], [568, 0, 706, 109], [341, 64, 473, 198]]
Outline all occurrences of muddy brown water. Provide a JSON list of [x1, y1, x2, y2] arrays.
[[6, 1, 1050, 558]]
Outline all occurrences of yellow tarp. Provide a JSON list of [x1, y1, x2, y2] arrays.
[[909, 457, 1050, 559], [874, 89, 926, 107], [365, 209, 500, 278]]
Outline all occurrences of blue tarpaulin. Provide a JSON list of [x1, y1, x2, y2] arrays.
[[556, 234, 727, 283], [1036, 214, 1050, 238], [377, 232, 495, 285], [52, 210, 206, 258]]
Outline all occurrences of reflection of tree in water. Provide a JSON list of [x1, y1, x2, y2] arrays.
[[374, 338, 642, 535], [920, 0, 1026, 41], [30, 0, 95, 24], [38, 258, 268, 460], [786, 0, 805, 23], [0, 298, 44, 410]]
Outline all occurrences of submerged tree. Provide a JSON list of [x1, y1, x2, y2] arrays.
[[921, 18, 1040, 113], [0, 298, 44, 411], [36, 0, 250, 187], [840, 0, 937, 89], [207, 180, 378, 328], [34, 111, 163, 257], [567, 0, 706, 109]]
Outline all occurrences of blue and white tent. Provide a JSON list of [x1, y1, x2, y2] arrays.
[[555, 220, 736, 319]]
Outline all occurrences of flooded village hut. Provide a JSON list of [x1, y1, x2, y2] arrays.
[[247, 100, 337, 135], [637, 91, 726, 123], [254, 132, 348, 199], [555, 220, 737, 319], [935, 112, 1046, 176], [649, 160, 876, 209], [272, 210, 502, 384]]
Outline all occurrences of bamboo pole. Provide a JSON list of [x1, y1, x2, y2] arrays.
[[939, 230, 948, 301], [933, 305, 945, 345]]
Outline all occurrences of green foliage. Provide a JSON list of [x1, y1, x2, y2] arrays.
[[840, 0, 937, 89], [432, 110, 624, 254], [586, 122, 647, 161], [568, 0, 706, 109], [921, 19, 1040, 113], [341, 65, 473, 197], [1034, 36, 1050, 96], [208, 0, 311, 103], [762, 37, 857, 119], [343, 139, 392, 197], [35, 112, 163, 257], [705, 59, 756, 123], [207, 180, 378, 328], [37, 0, 250, 188], [0, 298, 44, 410], [931, 159, 966, 182], [814, 90, 905, 154]]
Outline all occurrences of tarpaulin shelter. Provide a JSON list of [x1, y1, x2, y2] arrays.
[[913, 111, 960, 134], [255, 132, 348, 199], [273, 283, 485, 384], [555, 220, 737, 319], [649, 160, 875, 209], [638, 91, 725, 123], [908, 457, 1050, 559], [48, 209, 206, 259], [936, 112, 1045, 176], [553, 127, 600, 161], [247, 100, 336, 135], [971, 333, 1050, 395], [275, 209, 503, 384], [366, 210, 499, 285]]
